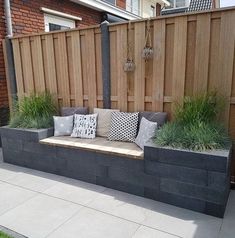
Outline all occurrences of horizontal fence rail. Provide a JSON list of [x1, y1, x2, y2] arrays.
[[4, 8, 235, 176]]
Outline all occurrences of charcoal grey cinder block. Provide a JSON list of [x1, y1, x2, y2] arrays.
[[1, 138, 23, 152], [145, 160, 207, 186], [23, 141, 56, 156], [96, 176, 145, 196], [205, 202, 228, 218], [108, 166, 160, 190], [0, 127, 53, 142], [160, 178, 226, 204]]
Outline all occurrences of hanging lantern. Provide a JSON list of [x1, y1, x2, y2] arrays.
[[124, 22, 135, 72], [142, 19, 154, 61], [142, 46, 154, 60], [124, 59, 135, 72]]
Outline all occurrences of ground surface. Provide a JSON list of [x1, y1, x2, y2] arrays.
[[0, 148, 234, 238]]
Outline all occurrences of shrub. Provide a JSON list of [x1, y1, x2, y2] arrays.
[[9, 92, 57, 129], [155, 92, 230, 151]]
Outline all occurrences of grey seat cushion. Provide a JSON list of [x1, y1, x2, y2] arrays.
[[138, 111, 167, 128], [61, 107, 88, 116]]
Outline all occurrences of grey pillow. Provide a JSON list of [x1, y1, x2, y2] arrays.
[[61, 107, 88, 116], [53, 115, 74, 136], [138, 111, 167, 128], [108, 112, 139, 142], [135, 117, 157, 150]]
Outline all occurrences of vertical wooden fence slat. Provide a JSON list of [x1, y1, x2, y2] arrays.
[[218, 11, 235, 128], [71, 31, 84, 106], [22, 37, 34, 94], [44, 34, 58, 104], [117, 24, 128, 111], [31, 36, 45, 93], [152, 19, 165, 112], [172, 17, 187, 105], [193, 14, 211, 93], [134, 21, 146, 111], [85, 29, 97, 110], [12, 39, 24, 99], [57, 33, 70, 106]]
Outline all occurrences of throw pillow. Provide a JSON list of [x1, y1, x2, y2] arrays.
[[94, 108, 120, 137], [135, 117, 157, 150], [61, 107, 88, 116], [53, 115, 74, 136], [138, 111, 167, 128], [108, 112, 139, 142], [71, 114, 97, 139]]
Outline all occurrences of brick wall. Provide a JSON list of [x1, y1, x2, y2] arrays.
[[116, 0, 126, 9], [11, 0, 103, 35], [0, 0, 103, 126]]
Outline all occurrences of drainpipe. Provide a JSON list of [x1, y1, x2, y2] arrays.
[[4, 0, 13, 37]]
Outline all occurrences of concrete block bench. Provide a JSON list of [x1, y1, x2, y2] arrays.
[[0, 126, 231, 217]]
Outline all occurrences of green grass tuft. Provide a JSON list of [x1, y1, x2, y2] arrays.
[[9, 92, 57, 129], [155, 92, 230, 151]]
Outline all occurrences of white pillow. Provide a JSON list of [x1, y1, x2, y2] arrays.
[[135, 117, 157, 150], [94, 108, 120, 137], [71, 114, 98, 139], [53, 115, 74, 136]]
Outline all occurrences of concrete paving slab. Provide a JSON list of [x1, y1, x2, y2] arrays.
[[44, 178, 106, 206], [132, 226, 180, 238], [218, 191, 235, 238], [2, 168, 66, 192], [0, 194, 82, 238], [0, 182, 36, 216], [47, 207, 139, 238], [88, 188, 153, 223]]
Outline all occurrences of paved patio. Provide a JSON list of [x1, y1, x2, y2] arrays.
[[0, 149, 234, 238]]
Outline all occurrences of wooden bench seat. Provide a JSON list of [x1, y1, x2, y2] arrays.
[[40, 136, 144, 160]]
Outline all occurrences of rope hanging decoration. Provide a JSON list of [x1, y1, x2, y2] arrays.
[[124, 21, 135, 72], [142, 19, 154, 61]]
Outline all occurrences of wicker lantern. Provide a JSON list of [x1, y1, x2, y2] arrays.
[[142, 19, 154, 61], [124, 22, 135, 72]]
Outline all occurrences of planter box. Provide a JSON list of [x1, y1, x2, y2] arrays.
[[144, 142, 232, 218], [0, 126, 231, 217]]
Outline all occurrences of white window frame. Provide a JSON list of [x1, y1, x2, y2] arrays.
[[169, 0, 190, 9], [44, 14, 76, 32], [103, 0, 117, 6], [126, 0, 140, 16]]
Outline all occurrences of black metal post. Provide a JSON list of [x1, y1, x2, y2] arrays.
[[5, 37, 17, 103], [101, 20, 111, 109]]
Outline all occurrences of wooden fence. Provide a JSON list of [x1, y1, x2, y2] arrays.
[[4, 7, 235, 175]]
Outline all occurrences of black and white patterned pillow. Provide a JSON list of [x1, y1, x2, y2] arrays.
[[108, 112, 139, 142], [71, 114, 97, 139]]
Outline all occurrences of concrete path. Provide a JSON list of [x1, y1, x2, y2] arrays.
[[0, 149, 234, 238]]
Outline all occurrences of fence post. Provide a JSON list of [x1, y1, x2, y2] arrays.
[[101, 20, 111, 109], [2, 37, 17, 111]]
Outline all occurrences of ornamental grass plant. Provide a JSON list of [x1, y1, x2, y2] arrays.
[[9, 92, 57, 129], [156, 92, 230, 151]]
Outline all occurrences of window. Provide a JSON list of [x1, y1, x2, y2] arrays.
[[44, 14, 75, 32], [167, 0, 190, 8], [126, 0, 140, 15], [103, 0, 116, 5]]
